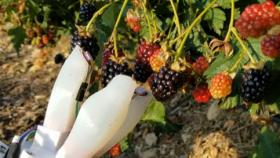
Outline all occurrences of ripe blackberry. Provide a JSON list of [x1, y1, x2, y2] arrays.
[[261, 33, 280, 58], [70, 31, 99, 59], [241, 67, 270, 103], [235, 1, 280, 38], [101, 59, 133, 87], [136, 41, 160, 64], [79, 2, 95, 24], [134, 62, 153, 83], [149, 66, 187, 101]]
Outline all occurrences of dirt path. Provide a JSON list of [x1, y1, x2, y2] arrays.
[[0, 27, 68, 143]]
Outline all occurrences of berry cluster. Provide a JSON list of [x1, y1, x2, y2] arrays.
[[27, 26, 55, 48], [134, 41, 160, 82], [73, 0, 276, 107], [136, 41, 161, 64], [235, 1, 280, 38]]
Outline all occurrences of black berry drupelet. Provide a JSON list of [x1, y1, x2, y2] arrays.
[[101, 59, 133, 87], [149, 66, 187, 101], [241, 66, 270, 103], [134, 62, 153, 83], [79, 2, 95, 24], [70, 31, 99, 59]]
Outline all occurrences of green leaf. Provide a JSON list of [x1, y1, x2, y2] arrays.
[[8, 26, 26, 53], [204, 48, 248, 79], [119, 137, 129, 152], [270, 58, 280, 72], [249, 103, 260, 114], [101, 3, 119, 29], [220, 95, 239, 109], [141, 99, 166, 124], [217, 0, 232, 9], [204, 8, 226, 35], [250, 127, 280, 158], [247, 38, 272, 63]]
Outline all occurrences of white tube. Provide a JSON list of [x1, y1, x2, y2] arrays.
[[55, 75, 137, 158], [43, 46, 89, 132], [94, 88, 153, 157]]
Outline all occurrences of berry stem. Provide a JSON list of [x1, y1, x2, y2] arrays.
[[175, 0, 218, 60], [141, 0, 153, 39], [224, 0, 235, 42], [151, 10, 159, 35], [86, 3, 112, 33], [229, 51, 244, 72], [166, 20, 176, 41], [231, 27, 257, 64], [112, 0, 129, 57], [170, 0, 181, 35]]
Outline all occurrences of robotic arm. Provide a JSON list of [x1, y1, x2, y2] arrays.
[[4, 46, 152, 158]]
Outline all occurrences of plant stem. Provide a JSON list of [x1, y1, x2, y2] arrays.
[[166, 18, 176, 40], [170, 0, 181, 35], [175, 0, 218, 60], [151, 11, 158, 34], [86, 3, 111, 32], [142, 0, 152, 39], [169, 28, 188, 45], [229, 51, 244, 72], [112, 0, 129, 57], [224, 0, 235, 42], [231, 27, 256, 64]]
